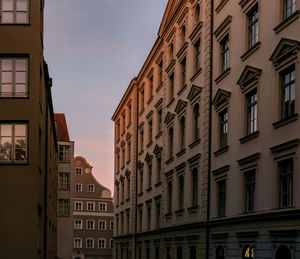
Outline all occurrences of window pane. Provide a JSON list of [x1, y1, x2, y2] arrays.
[[15, 125, 26, 136], [2, 59, 13, 71], [15, 84, 27, 96], [16, 59, 27, 71], [2, 12, 14, 23], [16, 71, 26, 83], [16, 12, 28, 23], [1, 84, 13, 96], [2, 0, 13, 11], [1, 125, 12, 136], [0, 137, 12, 160], [16, 0, 28, 11], [2, 71, 13, 83]]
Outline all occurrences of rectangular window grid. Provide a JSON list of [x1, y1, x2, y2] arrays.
[[248, 6, 259, 48], [244, 170, 255, 213], [1, 0, 29, 24], [74, 219, 82, 230], [219, 109, 228, 149], [279, 158, 293, 208], [217, 179, 226, 217], [99, 202, 107, 211], [58, 199, 70, 217], [58, 172, 70, 190], [281, 66, 295, 119], [246, 89, 257, 135], [98, 220, 106, 230], [58, 145, 70, 163]]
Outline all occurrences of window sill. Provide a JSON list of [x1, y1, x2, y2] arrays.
[[139, 108, 145, 116], [215, 0, 229, 13], [166, 59, 176, 74], [126, 122, 132, 129], [165, 157, 174, 165], [138, 192, 143, 197], [126, 160, 131, 165], [0, 96, 29, 99], [156, 82, 163, 93], [214, 145, 229, 157], [155, 131, 162, 140], [147, 96, 154, 105], [189, 138, 201, 149], [215, 67, 230, 84], [146, 186, 152, 192], [177, 84, 187, 96], [272, 114, 298, 129], [155, 181, 162, 188], [175, 209, 184, 216], [274, 10, 300, 34], [146, 141, 153, 149], [176, 148, 186, 158], [188, 205, 199, 213], [0, 23, 31, 26], [240, 41, 261, 61], [190, 68, 202, 82], [239, 131, 259, 144], [138, 149, 144, 156], [0, 161, 28, 165]]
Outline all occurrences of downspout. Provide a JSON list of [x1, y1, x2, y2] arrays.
[[206, 0, 214, 258], [134, 81, 139, 259]]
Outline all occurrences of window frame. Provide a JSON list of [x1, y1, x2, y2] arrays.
[[247, 4, 259, 49], [75, 183, 82, 192], [244, 169, 256, 213], [217, 179, 226, 217], [58, 172, 70, 190], [74, 238, 82, 248], [283, 0, 297, 20], [220, 35, 229, 73], [86, 219, 95, 230], [87, 201, 95, 212], [246, 89, 258, 135], [99, 202, 107, 212], [58, 145, 70, 163], [58, 199, 70, 217], [219, 109, 228, 149], [74, 219, 83, 230], [74, 201, 83, 211], [88, 184, 94, 192], [98, 220, 107, 230], [86, 238, 94, 248], [0, 0, 30, 25], [75, 167, 82, 175], [278, 158, 294, 208]]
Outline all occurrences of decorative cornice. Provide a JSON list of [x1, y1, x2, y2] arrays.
[[237, 65, 262, 92], [212, 89, 231, 111], [214, 15, 232, 39], [174, 99, 187, 114], [187, 85, 202, 102], [237, 152, 260, 166], [164, 112, 175, 125], [212, 165, 230, 176], [270, 139, 299, 154], [155, 98, 163, 109], [175, 162, 186, 172]]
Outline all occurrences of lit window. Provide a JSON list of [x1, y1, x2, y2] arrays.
[[86, 220, 95, 230], [98, 220, 106, 230], [86, 238, 94, 248], [278, 158, 293, 208], [99, 202, 107, 211], [74, 238, 82, 248], [88, 184, 94, 192], [58, 173, 70, 190], [74, 219, 82, 230], [242, 245, 254, 259], [1, 0, 29, 24], [248, 5, 258, 48], [280, 65, 295, 119], [58, 199, 70, 217], [98, 239, 106, 248], [246, 90, 257, 135], [58, 145, 70, 163], [75, 183, 82, 192], [0, 58, 28, 97], [0, 123, 27, 163], [74, 201, 83, 211], [75, 167, 82, 175], [283, 0, 297, 19]]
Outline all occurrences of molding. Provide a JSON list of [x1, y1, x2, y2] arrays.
[[240, 41, 261, 61], [166, 59, 176, 75], [214, 145, 229, 156], [270, 139, 299, 154], [214, 15, 232, 39], [237, 66, 261, 92], [176, 42, 188, 60], [187, 153, 201, 164], [274, 10, 300, 34], [155, 98, 163, 109], [215, 67, 231, 84], [175, 161, 186, 172], [272, 114, 298, 129], [212, 89, 231, 111], [212, 165, 230, 176], [239, 131, 260, 144], [187, 85, 202, 102], [215, 0, 229, 13], [164, 112, 175, 125], [189, 21, 203, 43], [236, 231, 258, 238], [174, 99, 187, 114], [237, 152, 260, 166]]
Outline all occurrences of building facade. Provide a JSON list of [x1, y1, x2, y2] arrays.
[[73, 156, 114, 259], [112, 0, 300, 258], [0, 1, 58, 258], [55, 113, 75, 259]]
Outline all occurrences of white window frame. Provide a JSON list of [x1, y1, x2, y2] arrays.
[[0, 123, 28, 163], [86, 220, 95, 230], [110, 220, 114, 230], [74, 219, 83, 230], [75, 183, 82, 192], [86, 238, 94, 248], [99, 202, 107, 212], [74, 201, 83, 211], [88, 184, 94, 192], [58, 145, 70, 163], [87, 202, 95, 211], [74, 238, 82, 248], [98, 220, 106, 230], [98, 238, 106, 249], [76, 167, 82, 175]]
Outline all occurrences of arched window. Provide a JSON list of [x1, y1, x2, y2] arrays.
[[242, 245, 254, 259], [190, 246, 197, 259], [192, 168, 198, 206], [193, 103, 200, 140], [216, 245, 224, 259], [275, 245, 291, 259], [177, 246, 183, 259], [180, 116, 185, 150], [194, 4, 200, 24], [179, 175, 184, 209], [169, 127, 174, 158], [168, 181, 172, 212]]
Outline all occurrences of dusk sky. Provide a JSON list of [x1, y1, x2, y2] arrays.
[[44, 1, 167, 192]]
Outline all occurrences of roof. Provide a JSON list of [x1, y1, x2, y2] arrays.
[[54, 113, 70, 142]]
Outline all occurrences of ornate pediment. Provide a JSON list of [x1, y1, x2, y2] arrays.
[[269, 38, 300, 68], [187, 85, 202, 102], [212, 89, 231, 111], [153, 144, 163, 157], [145, 152, 153, 165], [237, 66, 262, 92], [174, 99, 187, 114], [164, 112, 175, 125]]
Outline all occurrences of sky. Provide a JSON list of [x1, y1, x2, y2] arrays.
[[44, 0, 167, 192]]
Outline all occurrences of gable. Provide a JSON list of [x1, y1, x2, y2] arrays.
[[212, 89, 231, 111], [174, 99, 187, 114], [237, 65, 261, 92], [187, 84, 202, 101]]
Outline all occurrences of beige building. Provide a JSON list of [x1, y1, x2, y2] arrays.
[[112, 0, 300, 258], [0, 1, 58, 258], [73, 156, 114, 259], [55, 113, 75, 259]]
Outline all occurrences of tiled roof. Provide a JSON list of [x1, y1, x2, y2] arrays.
[[54, 113, 70, 142]]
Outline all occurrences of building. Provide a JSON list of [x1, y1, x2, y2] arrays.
[[55, 113, 75, 259], [0, 1, 58, 258], [73, 156, 114, 259], [112, 0, 300, 258]]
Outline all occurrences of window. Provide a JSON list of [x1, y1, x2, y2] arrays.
[[140, 129, 144, 151], [87, 202, 95, 211], [192, 168, 198, 206], [75, 167, 82, 175], [58, 173, 70, 190], [122, 113, 125, 133], [177, 247, 183, 259], [180, 57, 186, 88], [99, 202, 107, 211], [127, 141, 131, 162], [193, 104, 200, 140], [168, 127, 173, 158], [147, 206, 151, 230], [147, 247, 150, 259], [216, 245, 225, 259], [122, 147, 125, 167], [110, 221, 114, 230], [86, 220, 95, 230], [244, 170, 255, 213], [110, 239, 113, 249], [166, 247, 171, 259], [74, 238, 82, 248], [148, 164, 152, 187], [194, 39, 201, 72], [280, 65, 295, 119], [181, 25, 186, 44], [158, 109, 162, 133], [169, 73, 174, 100], [169, 43, 174, 59], [117, 121, 120, 140], [140, 170, 143, 193], [157, 157, 161, 183], [75, 183, 82, 192], [98, 238, 106, 248], [149, 76, 153, 97], [0, 58, 28, 97], [156, 203, 160, 228], [74, 201, 83, 211], [246, 89, 257, 135], [217, 179, 226, 217], [159, 61, 163, 84], [98, 220, 106, 230], [139, 208, 143, 232], [116, 154, 120, 172], [128, 104, 132, 124], [149, 120, 153, 142], [168, 181, 172, 212], [219, 109, 228, 149], [58, 145, 70, 163], [116, 185, 120, 205], [283, 0, 297, 19], [278, 158, 293, 208], [140, 88, 144, 109], [180, 116, 185, 150], [242, 245, 254, 259], [275, 245, 292, 259], [155, 247, 160, 259], [1, 0, 29, 24], [178, 175, 184, 209], [58, 199, 70, 217], [194, 4, 200, 24], [127, 177, 131, 199], [121, 180, 125, 203], [247, 5, 258, 48], [86, 238, 94, 248], [88, 184, 94, 192], [74, 219, 83, 230], [221, 35, 229, 72], [190, 246, 197, 259], [0, 123, 27, 163]]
